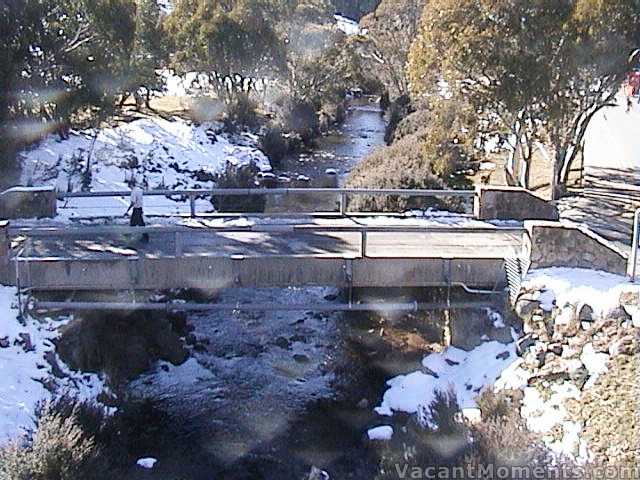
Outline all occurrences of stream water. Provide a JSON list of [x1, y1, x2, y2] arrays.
[[121, 100, 506, 479]]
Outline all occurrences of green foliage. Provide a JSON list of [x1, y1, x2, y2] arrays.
[[347, 96, 474, 212], [213, 162, 266, 213], [408, 0, 640, 197], [166, 0, 287, 101], [360, 0, 426, 99], [259, 125, 289, 166], [0, 398, 116, 480]]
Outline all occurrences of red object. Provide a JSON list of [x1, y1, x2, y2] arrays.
[[628, 71, 640, 95]]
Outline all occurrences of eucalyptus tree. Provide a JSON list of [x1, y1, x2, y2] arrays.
[[408, 0, 639, 197]]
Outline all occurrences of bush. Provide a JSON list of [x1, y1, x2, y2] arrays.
[[275, 96, 319, 144], [0, 397, 120, 480], [224, 94, 259, 131], [259, 125, 289, 167], [384, 95, 411, 144], [392, 109, 432, 143], [345, 132, 457, 212], [213, 161, 266, 213], [56, 311, 188, 387]]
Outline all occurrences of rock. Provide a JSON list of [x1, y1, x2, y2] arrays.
[[308, 466, 330, 480], [43, 351, 66, 379], [609, 336, 637, 356], [577, 304, 594, 323], [357, 398, 369, 409], [619, 291, 639, 306], [274, 336, 291, 349], [18, 333, 34, 352], [515, 295, 541, 322], [561, 345, 580, 359], [0, 337, 9, 348], [546, 343, 563, 356], [293, 353, 310, 363], [608, 306, 631, 323], [554, 305, 579, 338]]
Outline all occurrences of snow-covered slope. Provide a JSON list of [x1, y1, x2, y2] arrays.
[[0, 287, 106, 443], [19, 116, 271, 219]]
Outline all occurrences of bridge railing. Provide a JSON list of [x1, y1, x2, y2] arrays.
[[10, 223, 525, 262], [57, 187, 475, 218]]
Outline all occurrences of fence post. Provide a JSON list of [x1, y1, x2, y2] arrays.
[[189, 194, 196, 218], [0, 220, 9, 284], [339, 192, 347, 216], [174, 231, 183, 257], [361, 229, 367, 258], [630, 209, 640, 282]]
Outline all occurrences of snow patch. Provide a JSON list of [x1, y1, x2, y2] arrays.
[[375, 340, 518, 426], [367, 425, 393, 441], [137, 457, 157, 469], [0, 286, 107, 444], [522, 268, 639, 316]]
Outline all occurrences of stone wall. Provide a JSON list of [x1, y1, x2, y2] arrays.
[[523, 221, 628, 275], [0, 186, 57, 219], [474, 185, 559, 221]]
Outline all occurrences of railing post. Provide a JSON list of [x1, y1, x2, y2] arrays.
[[339, 192, 347, 216], [630, 208, 640, 282], [189, 194, 196, 218], [174, 231, 183, 257], [361, 229, 367, 258]]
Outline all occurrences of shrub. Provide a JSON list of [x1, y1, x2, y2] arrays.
[[213, 161, 265, 213], [259, 125, 289, 167], [384, 94, 411, 144], [0, 397, 119, 480], [224, 94, 259, 131], [392, 109, 432, 143], [275, 96, 319, 144], [345, 132, 456, 212]]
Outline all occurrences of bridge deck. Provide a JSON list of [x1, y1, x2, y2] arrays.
[[11, 220, 525, 291], [20, 229, 523, 260]]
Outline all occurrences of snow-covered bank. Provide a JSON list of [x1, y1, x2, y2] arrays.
[[374, 341, 518, 424], [0, 287, 107, 443], [506, 267, 639, 462], [19, 116, 271, 219]]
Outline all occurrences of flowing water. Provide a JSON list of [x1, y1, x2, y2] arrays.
[[122, 101, 506, 479]]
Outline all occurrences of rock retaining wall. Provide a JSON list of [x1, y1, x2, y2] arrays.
[[0, 186, 57, 219], [523, 221, 628, 275], [474, 186, 559, 221]]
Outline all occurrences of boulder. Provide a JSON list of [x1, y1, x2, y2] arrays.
[[553, 305, 580, 338], [515, 294, 541, 323]]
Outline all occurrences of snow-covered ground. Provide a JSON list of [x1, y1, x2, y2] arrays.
[[501, 267, 639, 462], [0, 287, 107, 444], [374, 340, 518, 424], [370, 266, 638, 463], [19, 116, 271, 219], [522, 267, 640, 319]]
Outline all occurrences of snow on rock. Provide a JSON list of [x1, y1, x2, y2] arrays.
[[334, 14, 366, 36], [19, 116, 271, 219], [137, 457, 158, 469], [374, 340, 518, 425], [367, 425, 393, 441], [580, 343, 609, 388], [0, 286, 107, 444], [522, 267, 640, 316]]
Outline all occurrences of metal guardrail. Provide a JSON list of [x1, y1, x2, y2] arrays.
[[57, 187, 475, 217], [10, 223, 525, 261], [630, 208, 640, 282]]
